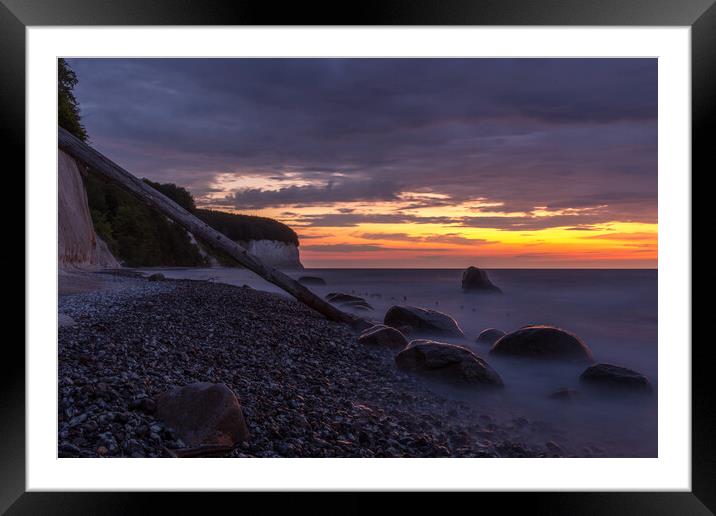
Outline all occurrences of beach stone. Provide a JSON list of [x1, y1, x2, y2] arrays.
[[58, 313, 76, 328], [358, 325, 409, 349], [461, 266, 502, 293], [326, 292, 373, 310], [148, 273, 165, 281], [155, 382, 250, 447], [384, 305, 465, 338], [396, 339, 503, 388], [489, 325, 593, 362], [298, 276, 327, 286], [476, 328, 506, 346], [579, 363, 652, 394]]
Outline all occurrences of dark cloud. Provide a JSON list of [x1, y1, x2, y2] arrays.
[[294, 205, 652, 231], [69, 58, 657, 226], [230, 178, 401, 209], [295, 213, 456, 228]]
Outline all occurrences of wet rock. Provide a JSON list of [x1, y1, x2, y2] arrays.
[[298, 276, 327, 286], [461, 266, 502, 293], [395, 340, 503, 388], [325, 292, 373, 310], [148, 273, 165, 281], [384, 305, 465, 338], [476, 328, 505, 346], [155, 382, 250, 447], [490, 325, 593, 362], [579, 363, 653, 394], [358, 325, 409, 349], [394, 325, 412, 337]]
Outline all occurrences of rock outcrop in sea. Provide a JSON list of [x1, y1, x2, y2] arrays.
[[579, 363, 653, 394], [357, 325, 409, 348], [384, 305, 465, 338], [396, 340, 504, 388], [298, 276, 327, 286], [326, 292, 373, 311], [475, 328, 506, 346], [461, 266, 502, 293], [489, 325, 594, 362]]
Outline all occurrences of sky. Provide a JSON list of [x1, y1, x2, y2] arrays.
[[68, 58, 658, 268]]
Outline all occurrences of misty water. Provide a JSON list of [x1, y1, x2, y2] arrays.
[[139, 267, 658, 456]]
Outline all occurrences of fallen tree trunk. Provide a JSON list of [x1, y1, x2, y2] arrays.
[[58, 127, 368, 329]]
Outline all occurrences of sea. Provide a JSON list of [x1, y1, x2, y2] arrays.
[[137, 267, 658, 456]]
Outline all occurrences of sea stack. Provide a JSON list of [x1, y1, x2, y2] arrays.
[[489, 325, 593, 362], [461, 266, 502, 293]]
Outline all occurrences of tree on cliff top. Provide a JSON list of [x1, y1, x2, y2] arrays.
[[58, 58, 88, 142], [143, 179, 197, 213]]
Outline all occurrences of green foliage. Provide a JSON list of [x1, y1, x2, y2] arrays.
[[89, 208, 117, 250], [196, 209, 299, 246], [85, 175, 299, 267], [58, 59, 88, 142], [84, 172, 208, 267], [143, 179, 197, 213], [61, 59, 296, 266]]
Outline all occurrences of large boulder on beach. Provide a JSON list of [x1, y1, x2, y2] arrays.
[[396, 340, 503, 388], [461, 266, 502, 293], [155, 382, 250, 447], [476, 328, 506, 346], [326, 292, 373, 311], [490, 325, 593, 362], [148, 273, 165, 281], [298, 276, 326, 286], [579, 363, 653, 394], [384, 305, 465, 338], [358, 324, 409, 348]]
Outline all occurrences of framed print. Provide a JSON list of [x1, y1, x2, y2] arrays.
[[2, 0, 710, 513]]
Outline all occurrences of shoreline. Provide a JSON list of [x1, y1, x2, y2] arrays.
[[59, 273, 628, 458]]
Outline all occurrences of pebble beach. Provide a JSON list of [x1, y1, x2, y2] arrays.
[[57, 274, 614, 459]]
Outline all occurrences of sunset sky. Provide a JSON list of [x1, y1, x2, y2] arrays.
[[69, 58, 657, 268]]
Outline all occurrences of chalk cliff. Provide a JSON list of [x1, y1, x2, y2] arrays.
[[242, 239, 304, 270], [58, 150, 120, 269], [59, 149, 302, 270]]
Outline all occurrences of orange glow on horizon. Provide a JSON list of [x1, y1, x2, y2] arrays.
[[198, 197, 657, 269]]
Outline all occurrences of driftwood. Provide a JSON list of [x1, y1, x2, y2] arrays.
[[58, 127, 369, 329]]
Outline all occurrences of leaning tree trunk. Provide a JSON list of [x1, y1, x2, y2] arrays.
[[58, 127, 368, 329]]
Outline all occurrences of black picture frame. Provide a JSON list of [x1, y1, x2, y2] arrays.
[[2, 0, 708, 513]]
